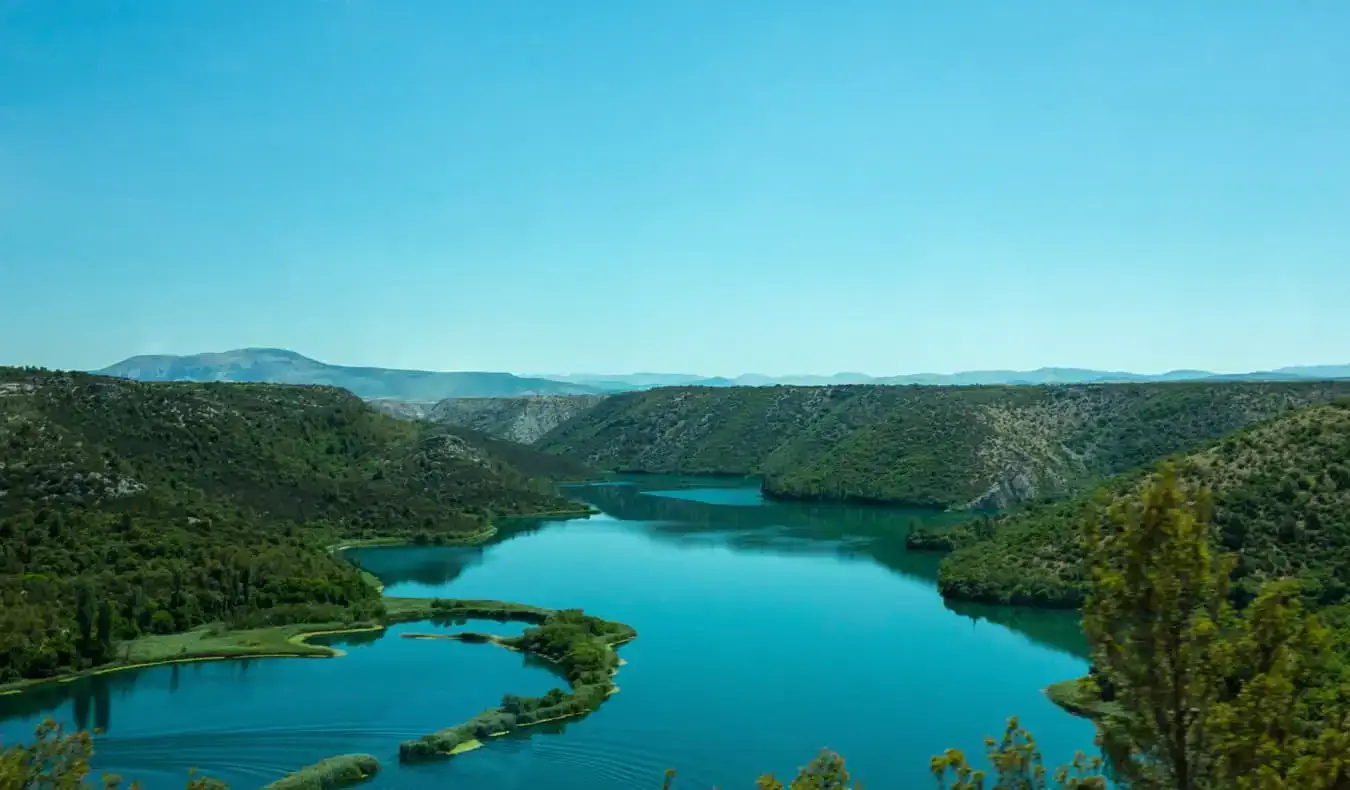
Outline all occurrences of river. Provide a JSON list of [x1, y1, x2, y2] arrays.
[[0, 476, 1097, 788]]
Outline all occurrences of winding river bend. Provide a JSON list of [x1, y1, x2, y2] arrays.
[[0, 477, 1096, 788]]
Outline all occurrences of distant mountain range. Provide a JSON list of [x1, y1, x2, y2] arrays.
[[96, 349, 606, 400], [94, 348, 1350, 400], [541, 365, 1350, 390]]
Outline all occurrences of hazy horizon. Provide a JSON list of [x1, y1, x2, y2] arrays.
[[87, 345, 1349, 380], [4, 2, 1348, 375]]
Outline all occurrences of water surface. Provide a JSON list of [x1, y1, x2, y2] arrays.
[[1, 476, 1095, 788]]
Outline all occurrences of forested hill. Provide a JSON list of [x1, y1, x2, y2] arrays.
[[936, 399, 1350, 608], [0, 368, 589, 683], [536, 381, 1350, 508]]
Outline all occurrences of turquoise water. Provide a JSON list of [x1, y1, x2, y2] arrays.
[[0, 476, 1096, 788]]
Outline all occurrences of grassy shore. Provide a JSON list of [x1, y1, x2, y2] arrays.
[[1045, 676, 1122, 720], [0, 598, 554, 696], [0, 622, 385, 696]]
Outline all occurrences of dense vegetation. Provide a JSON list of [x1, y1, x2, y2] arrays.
[[0, 369, 586, 684], [937, 400, 1350, 608], [398, 608, 634, 761], [260, 754, 379, 790], [537, 381, 1350, 509]]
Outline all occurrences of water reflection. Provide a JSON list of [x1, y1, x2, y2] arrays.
[[353, 476, 1088, 662], [563, 476, 974, 584], [943, 599, 1089, 660]]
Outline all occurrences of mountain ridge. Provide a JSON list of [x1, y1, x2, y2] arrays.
[[96, 348, 606, 400], [544, 364, 1350, 390], [534, 381, 1350, 509], [94, 348, 1350, 400]]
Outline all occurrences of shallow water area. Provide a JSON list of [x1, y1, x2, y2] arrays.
[[1, 476, 1097, 789]]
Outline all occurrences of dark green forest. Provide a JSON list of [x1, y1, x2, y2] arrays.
[[537, 380, 1350, 509], [0, 369, 589, 683]]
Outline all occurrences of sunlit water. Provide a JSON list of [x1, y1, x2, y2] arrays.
[[0, 477, 1096, 789]]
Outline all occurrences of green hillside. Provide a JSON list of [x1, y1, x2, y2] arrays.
[[537, 381, 1350, 508], [936, 399, 1350, 608], [0, 368, 587, 683]]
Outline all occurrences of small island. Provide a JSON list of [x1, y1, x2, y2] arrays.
[[260, 753, 380, 790], [397, 607, 636, 761]]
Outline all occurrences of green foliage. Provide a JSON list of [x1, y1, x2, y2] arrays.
[[1080, 468, 1350, 789], [930, 717, 1104, 789], [938, 400, 1350, 608], [907, 516, 996, 552], [539, 381, 1350, 508], [754, 750, 854, 789], [0, 718, 225, 789], [0, 369, 582, 683], [260, 754, 379, 790]]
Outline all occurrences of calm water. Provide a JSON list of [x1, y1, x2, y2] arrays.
[[0, 477, 1096, 789]]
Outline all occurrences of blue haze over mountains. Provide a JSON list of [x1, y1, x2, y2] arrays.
[[93, 348, 1350, 401]]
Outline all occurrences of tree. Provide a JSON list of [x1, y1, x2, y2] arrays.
[[931, 718, 1103, 789], [96, 600, 115, 662], [755, 750, 852, 790], [1, 719, 226, 789], [1081, 466, 1350, 789], [74, 583, 98, 664]]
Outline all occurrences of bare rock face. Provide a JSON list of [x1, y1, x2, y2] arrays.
[[411, 395, 609, 445], [965, 472, 1038, 510], [368, 399, 435, 420]]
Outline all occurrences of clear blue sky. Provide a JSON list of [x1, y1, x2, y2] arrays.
[[3, 1, 1348, 376]]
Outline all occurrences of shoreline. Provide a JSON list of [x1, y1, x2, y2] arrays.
[[0, 596, 552, 697], [0, 596, 598, 699], [328, 503, 597, 556], [0, 624, 393, 696]]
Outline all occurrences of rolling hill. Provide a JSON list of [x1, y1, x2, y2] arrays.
[[536, 381, 1350, 509]]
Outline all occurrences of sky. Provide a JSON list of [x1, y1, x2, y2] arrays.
[[2, 1, 1348, 377]]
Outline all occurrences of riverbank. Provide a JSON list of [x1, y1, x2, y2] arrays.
[[1044, 677, 1119, 720], [0, 597, 554, 697], [0, 622, 374, 696], [328, 504, 599, 555]]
